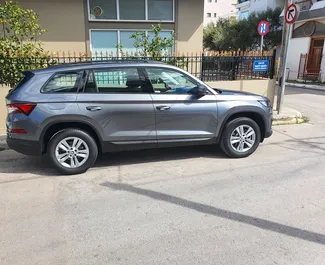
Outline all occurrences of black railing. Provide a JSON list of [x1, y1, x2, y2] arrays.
[[298, 53, 323, 81], [201, 54, 275, 81], [0, 52, 276, 87]]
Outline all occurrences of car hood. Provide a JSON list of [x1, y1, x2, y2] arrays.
[[213, 88, 258, 96]]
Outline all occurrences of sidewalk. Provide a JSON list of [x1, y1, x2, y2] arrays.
[[272, 106, 305, 126], [286, 82, 325, 91]]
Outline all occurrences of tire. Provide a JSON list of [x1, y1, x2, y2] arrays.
[[220, 117, 261, 158], [47, 129, 98, 175]]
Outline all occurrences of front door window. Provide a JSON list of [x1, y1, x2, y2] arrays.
[[145, 68, 197, 94]]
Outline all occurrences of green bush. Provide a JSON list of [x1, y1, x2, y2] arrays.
[[0, 1, 47, 87]]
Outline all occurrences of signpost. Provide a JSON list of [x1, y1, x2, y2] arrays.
[[257, 20, 270, 52], [278, 3, 300, 113]]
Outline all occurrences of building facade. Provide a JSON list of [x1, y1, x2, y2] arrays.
[[204, 0, 237, 26], [286, 0, 325, 81], [14, 0, 204, 54], [236, 0, 283, 19]]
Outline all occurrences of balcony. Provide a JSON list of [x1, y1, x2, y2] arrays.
[[236, 0, 250, 10], [280, 0, 325, 22], [295, 0, 313, 11], [295, 0, 325, 21]]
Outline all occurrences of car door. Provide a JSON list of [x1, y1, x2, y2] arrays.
[[143, 66, 218, 146], [77, 66, 156, 151]]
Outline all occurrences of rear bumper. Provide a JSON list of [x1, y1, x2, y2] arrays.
[[7, 137, 42, 156]]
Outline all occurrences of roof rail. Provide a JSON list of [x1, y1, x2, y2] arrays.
[[48, 59, 165, 68]]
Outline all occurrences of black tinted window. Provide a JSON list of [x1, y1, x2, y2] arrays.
[[42, 71, 82, 93], [85, 68, 147, 93]]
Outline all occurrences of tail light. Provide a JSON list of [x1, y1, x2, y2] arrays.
[[7, 103, 36, 116], [7, 128, 27, 134]]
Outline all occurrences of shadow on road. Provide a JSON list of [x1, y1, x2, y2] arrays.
[[95, 145, 225, 168], [0, 145, 226, 180], [102, 181, 325, 246], [269, 132, 325, 154], [285, 86, 325, 96]]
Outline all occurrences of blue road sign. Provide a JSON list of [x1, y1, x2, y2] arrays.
[[253, 60, 269, 72]]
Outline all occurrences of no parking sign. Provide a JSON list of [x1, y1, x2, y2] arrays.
[[257, 20, 270, 51]]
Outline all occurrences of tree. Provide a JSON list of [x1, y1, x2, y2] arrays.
[[130, 24, 174, 59], [204, 8, 283, 51], [0, 1, 47, 87]]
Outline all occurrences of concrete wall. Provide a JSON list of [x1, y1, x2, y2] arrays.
[[176, 0, 204, 53], [206, 79, 276, 105], [18, 0, 87, 52], [286, 37, 310, 80], [0, 86, 10, 135]]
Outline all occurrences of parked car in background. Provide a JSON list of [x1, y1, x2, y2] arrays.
[[6, 61, 273, 175]]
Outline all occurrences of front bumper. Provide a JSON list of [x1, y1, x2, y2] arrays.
[[265, 129, 273, 138], [7, 137, 42, 156]]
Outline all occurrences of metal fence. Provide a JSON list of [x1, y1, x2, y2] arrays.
[[0, 51, 276, 86], [298, 53, 323, 81]]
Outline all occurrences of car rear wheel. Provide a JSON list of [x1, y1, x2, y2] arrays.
[[220, 117, 261, 158], [48, 129, 98, 175]]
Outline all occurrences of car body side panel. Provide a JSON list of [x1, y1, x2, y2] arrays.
[[76, 94, 156, 149], [215, 96, 272, 141], [150, 94, 218, 144]]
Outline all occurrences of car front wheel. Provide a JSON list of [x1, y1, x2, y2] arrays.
[[48, 129, 98, 175], [220, 117, 261, 158]]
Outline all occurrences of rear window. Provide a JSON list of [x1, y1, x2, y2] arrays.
[[42, 71, 83, 93], [7, 72, 34, 96]]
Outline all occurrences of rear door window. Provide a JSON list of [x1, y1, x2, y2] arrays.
[[42, 71, 83, 93], [84, 68, 151, 93]]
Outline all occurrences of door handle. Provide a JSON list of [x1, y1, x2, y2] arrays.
[[156, 106, 170, 111], [86, 106, 102, 111]]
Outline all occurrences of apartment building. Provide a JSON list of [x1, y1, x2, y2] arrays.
[[13, 0, 205, 53], [236, 0, 283, 19], [204, 0, 237, 26], [286, 0, 325, 81]]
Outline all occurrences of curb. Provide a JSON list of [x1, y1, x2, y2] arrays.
[[286, 83, 325, 92], [0, 137, 8, 151], [272, 116, 307, 126]]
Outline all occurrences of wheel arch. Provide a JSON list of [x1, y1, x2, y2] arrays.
[[217, 110, 267, 143], [41, 120, 103, 154]]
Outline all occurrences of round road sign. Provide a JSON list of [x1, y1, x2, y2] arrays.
[[285, 4, 298, 24], [257, 20, 270, 37]]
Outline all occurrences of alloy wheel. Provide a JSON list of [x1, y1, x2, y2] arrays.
[[55, 137, 90, 168], [230, 125, 256, 153]]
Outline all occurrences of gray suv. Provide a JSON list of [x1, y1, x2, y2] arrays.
[[6, 61, 273, 175]]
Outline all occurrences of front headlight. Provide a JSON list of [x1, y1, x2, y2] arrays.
[[258, 100, 271, 108]]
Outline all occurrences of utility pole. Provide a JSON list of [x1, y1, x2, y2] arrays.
[[276, 0, 292, 113]]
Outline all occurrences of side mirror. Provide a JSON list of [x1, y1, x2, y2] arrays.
[[193, 84, 207, 97]]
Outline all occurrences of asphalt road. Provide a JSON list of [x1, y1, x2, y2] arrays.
[[1, 86, 325, 265]]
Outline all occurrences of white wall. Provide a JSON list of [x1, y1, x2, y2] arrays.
[[249, 0, 282, 13], [286, 37, 310, 80], [204, 0, 237, 26], [321, 40, 325, 82]]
